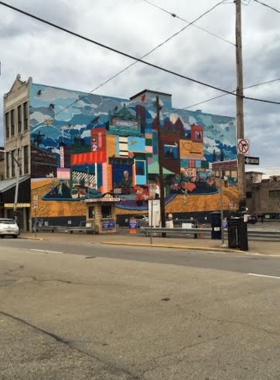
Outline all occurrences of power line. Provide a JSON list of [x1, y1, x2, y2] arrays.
[[15, 0, 236, 124], [1, 0, 280, 111], [140, 0, 236, 46], [181, 77, 280, 110], [242, 0, 252, 6], [253, 0, 280, 14], [0, 1, 236, 96]]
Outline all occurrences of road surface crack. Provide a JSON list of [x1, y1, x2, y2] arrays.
[[192, 310, 280, 337], [140, 335, 223, 375], [0, 311, 142, 380]]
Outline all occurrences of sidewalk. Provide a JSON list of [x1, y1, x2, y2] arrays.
[[19, 231, 280, 256]]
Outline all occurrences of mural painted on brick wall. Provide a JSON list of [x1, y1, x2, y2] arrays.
[[30, 84, 238, 219]]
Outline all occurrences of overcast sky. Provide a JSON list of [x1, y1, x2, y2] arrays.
[[0, 0, 279, 174]]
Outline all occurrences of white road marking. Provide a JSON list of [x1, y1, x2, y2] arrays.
[[248, 273, 280, 280], [30, 249, 63, 254]]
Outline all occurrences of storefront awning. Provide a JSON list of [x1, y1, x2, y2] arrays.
[[71, 152, 106, 165], [148, 162, 175, 175], [0, 176, 30, 193]]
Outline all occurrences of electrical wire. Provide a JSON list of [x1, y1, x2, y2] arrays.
[[11, 0, 237, 125], [140, 0, 235, 46], [253, 0, 280, 14], [242, 0, 252, 6], [176, 76, 280, 111], [1, 0, 280, 132]]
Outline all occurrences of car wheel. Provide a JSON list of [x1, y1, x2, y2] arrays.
[[12, 235, 18, 239], [0, 236, 4, 239]]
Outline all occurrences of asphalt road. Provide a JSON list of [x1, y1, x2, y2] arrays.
[[2, 237, 280, 277], [1, 239, 280, 379]]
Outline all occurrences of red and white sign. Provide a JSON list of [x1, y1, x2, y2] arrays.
[[238, 139, 250, 155]]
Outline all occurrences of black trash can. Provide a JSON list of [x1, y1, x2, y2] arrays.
[[228, 217, 248, 251], [210, 211, 222, 240]]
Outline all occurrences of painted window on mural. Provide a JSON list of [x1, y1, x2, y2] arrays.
[[136, 161, 145, 176], [164, 145, 178, 159]]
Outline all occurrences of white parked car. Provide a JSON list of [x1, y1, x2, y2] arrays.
[[0, 219, 20, 239]]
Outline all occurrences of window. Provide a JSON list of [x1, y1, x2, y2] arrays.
[[23, 102, 28, 130], [246, 192, 252, 199], [101, 205, 112, 219], [5, 112, 9, 139], [269, 190, 280, 198], [11, 150, 15, 177], [6, 153, 10, 178], [88, 206, 95, 219], [24, 145, 29, 174], [17, 148, 22, 175], [18, 105, 22, 133], [11, 109, 15, 136]]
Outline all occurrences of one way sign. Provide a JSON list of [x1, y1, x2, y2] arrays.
[[245, 156, 260, 165]]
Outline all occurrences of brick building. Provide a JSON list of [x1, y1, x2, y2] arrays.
[[246, 172, 280, 219]]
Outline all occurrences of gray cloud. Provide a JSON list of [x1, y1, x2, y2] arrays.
[[0, 0, 279, 174]]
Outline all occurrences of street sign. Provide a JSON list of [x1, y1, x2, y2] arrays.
[[238, 139, 250, 155], [4, 203, 30, 208], [245, 156, 260, 165]]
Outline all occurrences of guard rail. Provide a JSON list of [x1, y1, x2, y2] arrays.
[[140, 227, 280, 241]]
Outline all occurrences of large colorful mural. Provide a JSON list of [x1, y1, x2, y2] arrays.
[[30, 85, 238, 222]]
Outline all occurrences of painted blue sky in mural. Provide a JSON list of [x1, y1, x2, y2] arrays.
[[30, 83, 237, 163]]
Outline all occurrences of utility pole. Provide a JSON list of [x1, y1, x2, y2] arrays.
[[219, 166, 226, 247], [155, 96, 166, 229], [235, 0, 246, 210]]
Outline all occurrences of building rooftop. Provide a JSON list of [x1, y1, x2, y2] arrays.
[[130, 89, 172, 100]]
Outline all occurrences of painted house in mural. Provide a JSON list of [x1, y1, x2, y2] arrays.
[[2, 76, 239, 229]]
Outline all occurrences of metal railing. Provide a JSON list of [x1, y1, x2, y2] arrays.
[[140, 227, 280, 241]]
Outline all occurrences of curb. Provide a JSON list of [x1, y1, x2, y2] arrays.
[[19, 236, 44, 241], [102, 242, 246, 254]]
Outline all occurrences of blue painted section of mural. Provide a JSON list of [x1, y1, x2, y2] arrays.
[[128, 137, 146, 152], [29, 83, 238, 213]]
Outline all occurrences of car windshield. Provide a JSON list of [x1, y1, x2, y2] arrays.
[[0, 220, 16, 225]]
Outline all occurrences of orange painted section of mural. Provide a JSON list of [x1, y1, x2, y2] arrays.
[[31, 179, 87, 219]]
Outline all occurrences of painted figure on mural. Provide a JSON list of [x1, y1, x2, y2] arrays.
[[206, 174, 216, 192], [171, 174, 181, 191], [155, 176, 160, 199], [224, 174, 229, 188], [164, 146, 175, 158], [181, 170, 196, 193], [119, 171, 133, 188]]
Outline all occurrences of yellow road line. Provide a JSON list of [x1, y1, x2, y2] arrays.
[[102, 242, 245, 254]]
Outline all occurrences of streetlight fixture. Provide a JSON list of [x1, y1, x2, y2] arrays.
[[0, 149, 21, 222]]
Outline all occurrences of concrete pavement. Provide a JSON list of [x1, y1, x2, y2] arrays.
[[1, 243, 280, 379]]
